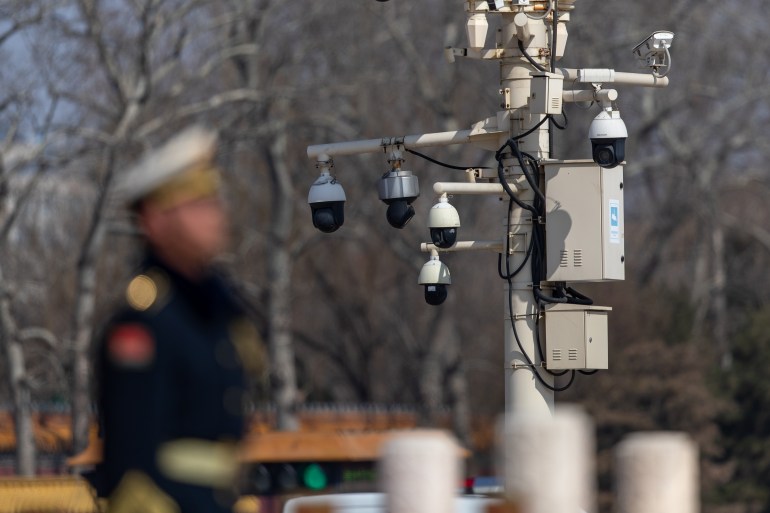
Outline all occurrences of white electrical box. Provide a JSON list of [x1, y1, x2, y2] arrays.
[[530, 72, 564, 115], [544, 304, 610, 370], [544, 161, 625, 282]]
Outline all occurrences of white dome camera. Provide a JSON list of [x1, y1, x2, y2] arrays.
[[589, 109, 627, 169], [417, 254, 451, 306], [428, 195, 460, 249], [308, 163, 346, 233]]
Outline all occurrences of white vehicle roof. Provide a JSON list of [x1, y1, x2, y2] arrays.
[[284, 493, 500, 513]]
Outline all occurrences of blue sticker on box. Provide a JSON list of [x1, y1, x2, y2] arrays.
[[609, 200, 620, 244]]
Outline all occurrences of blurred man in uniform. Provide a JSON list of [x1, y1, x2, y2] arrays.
[[95, 127, 263, 513]]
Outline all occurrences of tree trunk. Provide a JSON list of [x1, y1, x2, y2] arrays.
[[9, 343, 36, 475], [418, 348, 443, 427], [447, 358, 471, 448], [711, 220, 730, 369], [0, 264, 36, 475], [418, 316, 471, 447], [265, 130, 299, 431], [70, 150, 116, 454]]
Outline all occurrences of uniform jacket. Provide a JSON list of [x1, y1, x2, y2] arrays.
[[95, 253, 261, 513]]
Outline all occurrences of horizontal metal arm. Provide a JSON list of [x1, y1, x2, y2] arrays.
[[562, 89, 618, 104], [421, 240, 504, 254], [433, 182, 519, 195], [557, 68, 670, 88], [307, 129, 473, 160]]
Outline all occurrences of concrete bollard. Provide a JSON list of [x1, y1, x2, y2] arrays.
[[379, 430, 461, 513], [498, 405, 596, 513], [615, 432, 699, 513]]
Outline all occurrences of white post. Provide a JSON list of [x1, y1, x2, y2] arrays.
[[498, 6, 556, 419], [379, 431, 461, 513], [499, 406, 596, 513], [615, 432, 699, 513]]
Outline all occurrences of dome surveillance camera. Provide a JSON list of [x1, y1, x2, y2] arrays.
[[589, 109, 627, 169], [378, 168, 420, 229], [308, 173, 346, 233], [418, 255, 451, 306], [428, 196, 460, 249]]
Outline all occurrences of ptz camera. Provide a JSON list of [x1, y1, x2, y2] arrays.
[[418, 255, 451, 306], [378, 152, 420, 229], [428, 195, 460, 249], [308, 168, 346, 233], [378, 169, 420, 229], [589, 109, 627, 169]]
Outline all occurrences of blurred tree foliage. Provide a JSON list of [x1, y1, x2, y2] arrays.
[[717, 306, 770, 511]]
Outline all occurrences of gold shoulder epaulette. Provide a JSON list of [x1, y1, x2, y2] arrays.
[[126, 269, 169, 311]]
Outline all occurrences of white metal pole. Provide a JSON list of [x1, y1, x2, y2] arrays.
[[500, 9, 554, 419]]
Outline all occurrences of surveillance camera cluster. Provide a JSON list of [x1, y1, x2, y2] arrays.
[[307, 3, 675, 312], [307, 149, 468, 306], [306, 97, 627, 301], [304, 1, 676, 402]]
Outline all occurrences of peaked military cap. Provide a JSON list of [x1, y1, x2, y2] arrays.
[[114, 126, 221, 209]]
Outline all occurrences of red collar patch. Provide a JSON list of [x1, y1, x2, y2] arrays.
[[108, 324, 155, 369]]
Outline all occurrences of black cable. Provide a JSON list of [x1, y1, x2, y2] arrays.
[[497, 159, 538, 215], [534, 286, 568, 304], [495, 123, 594, 390], [550, 109, 568, 130], [518, 39, 546, 72], [404, 148, 492, 171], [528, 182, 577, 382], [497, 146, 575, 393], [533, 302, 569, 377], [521, 147, 593, 302], [511, 115, 550, 142], [579, 369, 599, 375], [498, 236, 534, 280], [498, 198, 535, 280], [510, 139, 546, 204], [564, 285, 594, 305], [505, 238, 575, 392]]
